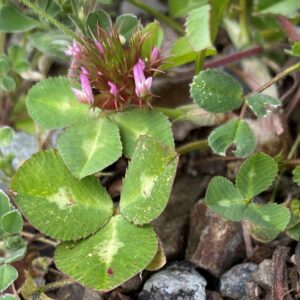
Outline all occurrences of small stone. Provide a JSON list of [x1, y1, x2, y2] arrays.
[[139, 261, 206, 300], [185, 200, 245, 277], [252, 259, 273, 290], [220, 263, 258, 299], [0, 132, 37, 169]]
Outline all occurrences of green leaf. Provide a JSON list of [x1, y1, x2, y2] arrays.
[[244, 203, 290, 231], [185, 5, 212, 51], [205, 176, 246, 221], [169, 0, 208, 17], [247, 93, 281, 118], [293, 166, 300, 185], [11, 150, 113, 241], [29, 31, 71, 60], [190, 69, 244, 113], [1, 77, 16, 92], [86, 9, 111, 36], [236, 152, 278, 199], [141, 22, 164, 58], [256, 0, 300, 18], [8, 45, 25, 64], [0, 126, 14, 147], [291, 41, 300, 57], [26, 77, 89, 129], [116, 14, 138, 40], [0, 190, 11, 218], [112, 109, 174, 158], [210, 0, 230, 41], [58, 117, 122, 179], [0, 56, 11, 75], [249, 223, 279, 242], [0, 265, 18, 292], [55, 215, 158, 292], [208, 119, 256, 158], [1, 210, 23, 234], [0, 5, 39, 32], [120, 136, 178, 225]]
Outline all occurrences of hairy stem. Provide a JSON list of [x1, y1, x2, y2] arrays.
[[21, 231, 58, 247], [240, 62, 300, 118], [127, 0, 184, 34], [19, 0, 79, 41], [195, 50, 206, 74], [288, 133, 300, 160], [176, 139, 209, 155], [39, 278, 76, 293]]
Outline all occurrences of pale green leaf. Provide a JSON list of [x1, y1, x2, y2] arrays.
[[0, 190, 11, 218], [247, 93, 281, 118], [1, 210, 23, 234], [205, 176, 246, 221], [86, 9, 111, 36], [1, 77, 16, 92], [236, 152, 278, 199], [55, 215, 158, 292], [185, 5, 212, 51], [293, 166, 300, 186], [112, 109, 174, 158], [256, 0, 300, 18], [0, 294, 17, 300], [208, 119, 256, 158], [190, 69, 244, 113], [11, 150, 113, 241], [245, 203, 290, 231], [26, 77, 89, 129], [120, 136, 178, 225], [58, 117, 122, 179], [169, 0, 208, 17], [0, 5, 39, 32], [30, 31, 71, 59], [291, 41, 300, 57], [116, 14, 138, 40], [141, 22, 164, 58], [0, 126, 14, 147], [0, 265, 18, 292], [286, 215, 300, 240]]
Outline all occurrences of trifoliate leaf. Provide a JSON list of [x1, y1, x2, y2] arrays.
[[86, 9, 111, 36], [247, 93, 281, 118], [112, 109, 174, 158], [244, 203, 290, 231], [208, 118, 256, 158], [11, 150, 113, 241], [205, 176, 246, 221], [26, 77, 89, 129], [0, 190, 11, 218], [116, 14, 138, 40], [55, 215, 158, 292], [120, 136, 178, 225], [190, 69, 244, 113], [236, 152, 278, 199], [58, 117, 122, 179]]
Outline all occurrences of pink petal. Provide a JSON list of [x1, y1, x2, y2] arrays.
[[71, 88, 90, 104], [95, 40, 104, 54], [108, 81, 118, 97], [144, 77, 153, 91], [80, 67, 93, 104], [150, 47, 159, 64]]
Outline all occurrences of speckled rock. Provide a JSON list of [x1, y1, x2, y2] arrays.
[[139, 262, 206, 300], [220, 263, 258, 299], [186, 200, 245, 277], [252, 259, 273, 290]]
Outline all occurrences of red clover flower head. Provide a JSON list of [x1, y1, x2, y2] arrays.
[[67, 24, 163, 110]]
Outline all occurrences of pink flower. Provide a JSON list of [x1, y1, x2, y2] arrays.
[[95, 40, 104, 54], [150, 47, 159, 64], [133, 59, 152, 98], [71, 67, 94, 105], [108, 82, 118, 97], [65, 40, 81, 57]]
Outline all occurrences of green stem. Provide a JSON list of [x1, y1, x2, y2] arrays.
[[239, 0, 251, 45], [19, 0, 80, 42], [240, 62, 300, 118], [288, 133, 300, 160], [154, 106, 184, 120], [127, 0, 184, 34], [39, 278, 76, 293], [176, 139, 209, 155], [195, 50, 206, 74]]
